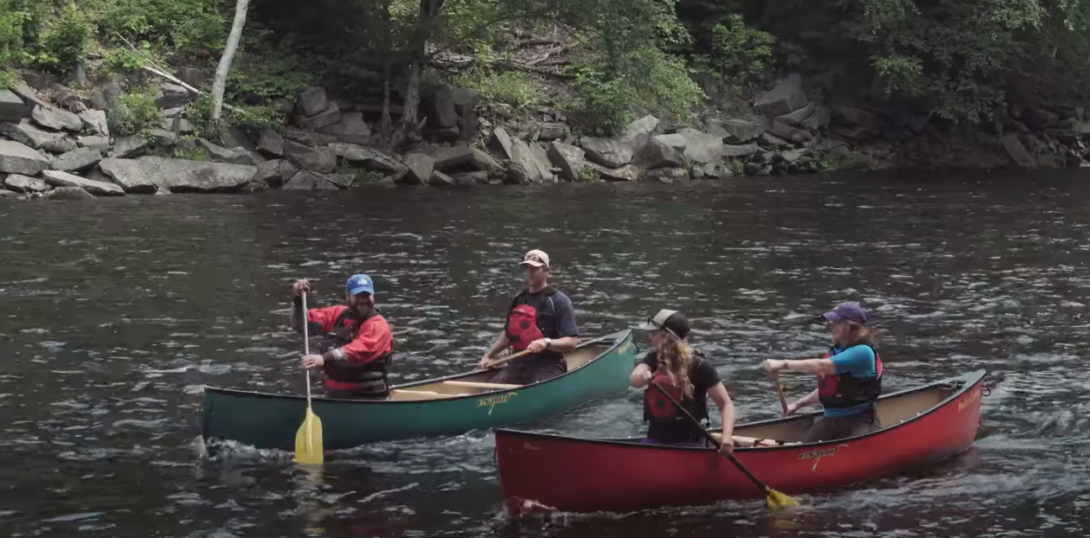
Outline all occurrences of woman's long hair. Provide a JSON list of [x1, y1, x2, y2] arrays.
[[841, 320, 879, 347], [656, 331, 695, 397]]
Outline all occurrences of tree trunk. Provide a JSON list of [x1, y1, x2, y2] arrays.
[[397, 0, 446, 131], [211, 0, 251, 122]]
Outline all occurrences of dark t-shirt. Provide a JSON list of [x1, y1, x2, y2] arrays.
[[641, 351, 722, 444], [505, 288, 578, 374]]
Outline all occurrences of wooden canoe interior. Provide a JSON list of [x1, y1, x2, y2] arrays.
[[713, 382, 955, 448], [387, 342, 612, 401]]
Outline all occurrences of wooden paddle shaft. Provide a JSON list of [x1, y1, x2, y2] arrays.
[[486, 348, 533, 368], [776, 379, 788, 417], [650, 381, 772, 494], [302, 291, 311, 402]]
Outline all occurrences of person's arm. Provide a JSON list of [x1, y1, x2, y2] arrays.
[[789, 389, 821, 414], [630, 363, 653, 388], [766, 345, 875, 376], [325, 317, 393, 364], [708, 382, 735, 452], [531, 293, 579, 353]]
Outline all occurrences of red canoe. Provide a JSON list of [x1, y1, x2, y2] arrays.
[[495, 369, 987, 515]]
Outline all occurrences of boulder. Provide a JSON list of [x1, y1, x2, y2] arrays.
[[41, 170, 124, 196], [509, 138, 554, 183], [423, 86, 459, 129], [0, 120, 75, 153], [297, 103, 343, 131], [4, 174, 49, 193], [769, 120, 814, 145], [774, 103, 816, 129], [753, 74, 808, 117], [586, 162, 638, 182], [52, 147, 103, 172], [644, 167, 690, 183], [318, 112, 371, 145], [675, 128, 725, 164], [432, 145, 499, 172], [178, 67, 209, 89], [156, 84, 192, 109], [623, 115, 659, 139], [429, 170, 457, 187], [111, 136, 150, 159], [31, 105, 83, 132], [258, 129, 285, 157], [538, 122, 570, 142], [580, 136, 636, 168], [780, 148, 812, 163], [0, 188, 19, 198], [831, 106, 882, 130], [148, 128, 178, 147], [546, 141, 585, 182], [284, 141, 336, 173], [99, 157, 257, 193], [634, 138, 684, 170], [283, 129, 340, 148], [1002, 134, 1037, 167], [199, 139, 256, 166], [457, 107, 479, 141], [713, 119, 765, 144], [0, 140, 52, 175], [701, 162, 734, 179], [800, 107, 832, 131], [329, 143, 407, 181], [79, 110, 109, 137], [722, 144, 762, 158], [449, 171, 488, 186], [283, 170, 339, 191], [402, 153, 435, 185], [489, 127, 515, 160], [252, 159, 297, 188], [77, 135, 111, 152], [49, 186, 96, 200], [298, 87, 330, 117], [424, 126, 460, 142], [449, 87, 480, 114], [653, 133, 688, 150], [759, 133, 790, 148], [0, 90, 28, 122]]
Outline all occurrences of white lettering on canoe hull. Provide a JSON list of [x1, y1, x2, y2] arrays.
[[478, 392, 518, 415], [797, 443, 849, 472]]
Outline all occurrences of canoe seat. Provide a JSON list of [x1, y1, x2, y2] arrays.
[[442, 380, 522, 390], [711, 433, 800, 448], [390, 389, 471, 400]]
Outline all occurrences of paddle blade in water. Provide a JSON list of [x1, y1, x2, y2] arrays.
[[294, 406, 324, 465], [764, 487, 798, 510]]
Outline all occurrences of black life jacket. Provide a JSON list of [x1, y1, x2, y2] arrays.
[[318, 308, 392, 397], [505, 286, 560, 356], [818, 344, 883, 409], [643, 351, 711, 431]]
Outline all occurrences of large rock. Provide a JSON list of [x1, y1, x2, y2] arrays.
[[675, 128, 725, 164], [769, 120, 814, 145], [723, 144, 762, 158], [831, 106, 882, 130], [52, 147, 103, 172], [712, 119, 765, 144], [586, 162, 638, 182], [775, 103, 816, 129], [508, 139, 554, 183], [546, 141, 585, 182], [423, 86, 459, 129], [634, 138, 684, 170], [318, 112, 371, 145], [0, 187, 18, 198], [4, 174, 49, 193], [644, 167, 690, 183], [49, 186, 96, 200], [41, 170, 124, 196], [653, 133, 688, 150], [31, 105, 83, 132], [753, 74, 808, 117], [449, 171, 488, 186], [99, 157, 257, 193], [284, 141, 336, 173], [1002, 134, 1037, 167], [283, 170, 339, 191], [156, 84, 192, 109], [297, 103, 342, 131], [0, 140, 52, 175], [79, 110, 109, 136], [252, 159, 297, 188], [449, 87, 479, 114], [0, 120, 75, 153], [0, 90, 28, 122], [111, 136, 150, 158], [580, 136, 636, 168], [298, 87, 330, 117], [623, 115, 659, 139], [402, 153, 435, 185], [148, 128, 177, 147], [77, 135, 110, 152], [429, 170, 457, 187], [257, 129, 285, 157], [538, 122, 570, 142], [489, 127, 515, 160], [198, 139, 256, 166], [432, 145, 499, 172], [801, 107, 832, 131], [329, 143, 407, 181]]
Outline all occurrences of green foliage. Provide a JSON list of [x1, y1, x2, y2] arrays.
[[337, 162, 386, 186], [570, 66, 632, 135], [697, 14, 775, 84], [108, 88, 165, 137], [185, 93, 286, 141], [577, 165, 599, 182], [30, 3, 94, 72], [88, 0, 227, 61], [821, 149, 875, 171], [451, 67, 537, 109], [0, 1, 27, 88]]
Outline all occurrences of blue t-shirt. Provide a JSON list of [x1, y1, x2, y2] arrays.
[[823, 344, 877, 418]]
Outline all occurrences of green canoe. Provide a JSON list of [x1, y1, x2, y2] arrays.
[[201, 330, 638, 451]]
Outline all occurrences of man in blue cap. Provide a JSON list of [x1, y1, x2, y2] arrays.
[[291, 274, 394, 399], [761, 301, 883, 442]]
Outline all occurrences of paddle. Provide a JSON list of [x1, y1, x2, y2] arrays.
[[294, 291, 324, 466], [482, 348, 534, 370], [775, 379, 789, 418], [650, 381, 798, 510]]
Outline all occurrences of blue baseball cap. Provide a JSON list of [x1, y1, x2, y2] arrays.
[[823, 301, 867, 324], [346, 274, 375, 296]]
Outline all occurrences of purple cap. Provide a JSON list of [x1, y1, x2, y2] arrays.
[[823, 301, 867, 324]]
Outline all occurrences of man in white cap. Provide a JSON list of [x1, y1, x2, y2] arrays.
[[479, 249, 580, 384]]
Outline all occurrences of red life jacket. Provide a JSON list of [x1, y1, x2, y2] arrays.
[[505, 286, 560, 352], [318, 309, 392, 396], [642, 352, 712, 444], [817, 344, 883, 409]]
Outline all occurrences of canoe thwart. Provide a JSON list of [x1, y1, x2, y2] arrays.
[[442, 380, 523, 390], [389, 389, 471, 399], [710, 432, 799, 448]]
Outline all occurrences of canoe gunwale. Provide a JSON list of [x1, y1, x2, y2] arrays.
[[201, 329, 635, 405], [495, 369, 987, 453]]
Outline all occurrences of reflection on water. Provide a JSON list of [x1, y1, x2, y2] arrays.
[[4, 170, 1090, 536]]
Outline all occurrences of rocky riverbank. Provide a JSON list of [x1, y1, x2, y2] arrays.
[[1, 68, 1086, 201]]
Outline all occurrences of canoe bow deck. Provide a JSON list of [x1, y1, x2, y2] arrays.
[[201, 330, 638, 450], [495, 369, 988, 515]]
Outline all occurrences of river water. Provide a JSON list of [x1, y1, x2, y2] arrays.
[[3, 170, 1090, 537]]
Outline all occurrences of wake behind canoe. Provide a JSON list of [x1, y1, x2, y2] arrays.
[[201, 330, 638, 450]]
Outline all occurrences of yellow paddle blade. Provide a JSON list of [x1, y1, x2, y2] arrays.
[[764, 487, 799, 510], [294, 405, 324, 465]]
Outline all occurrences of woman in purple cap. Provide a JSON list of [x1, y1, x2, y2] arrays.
[[761, 301, 883, 442]]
